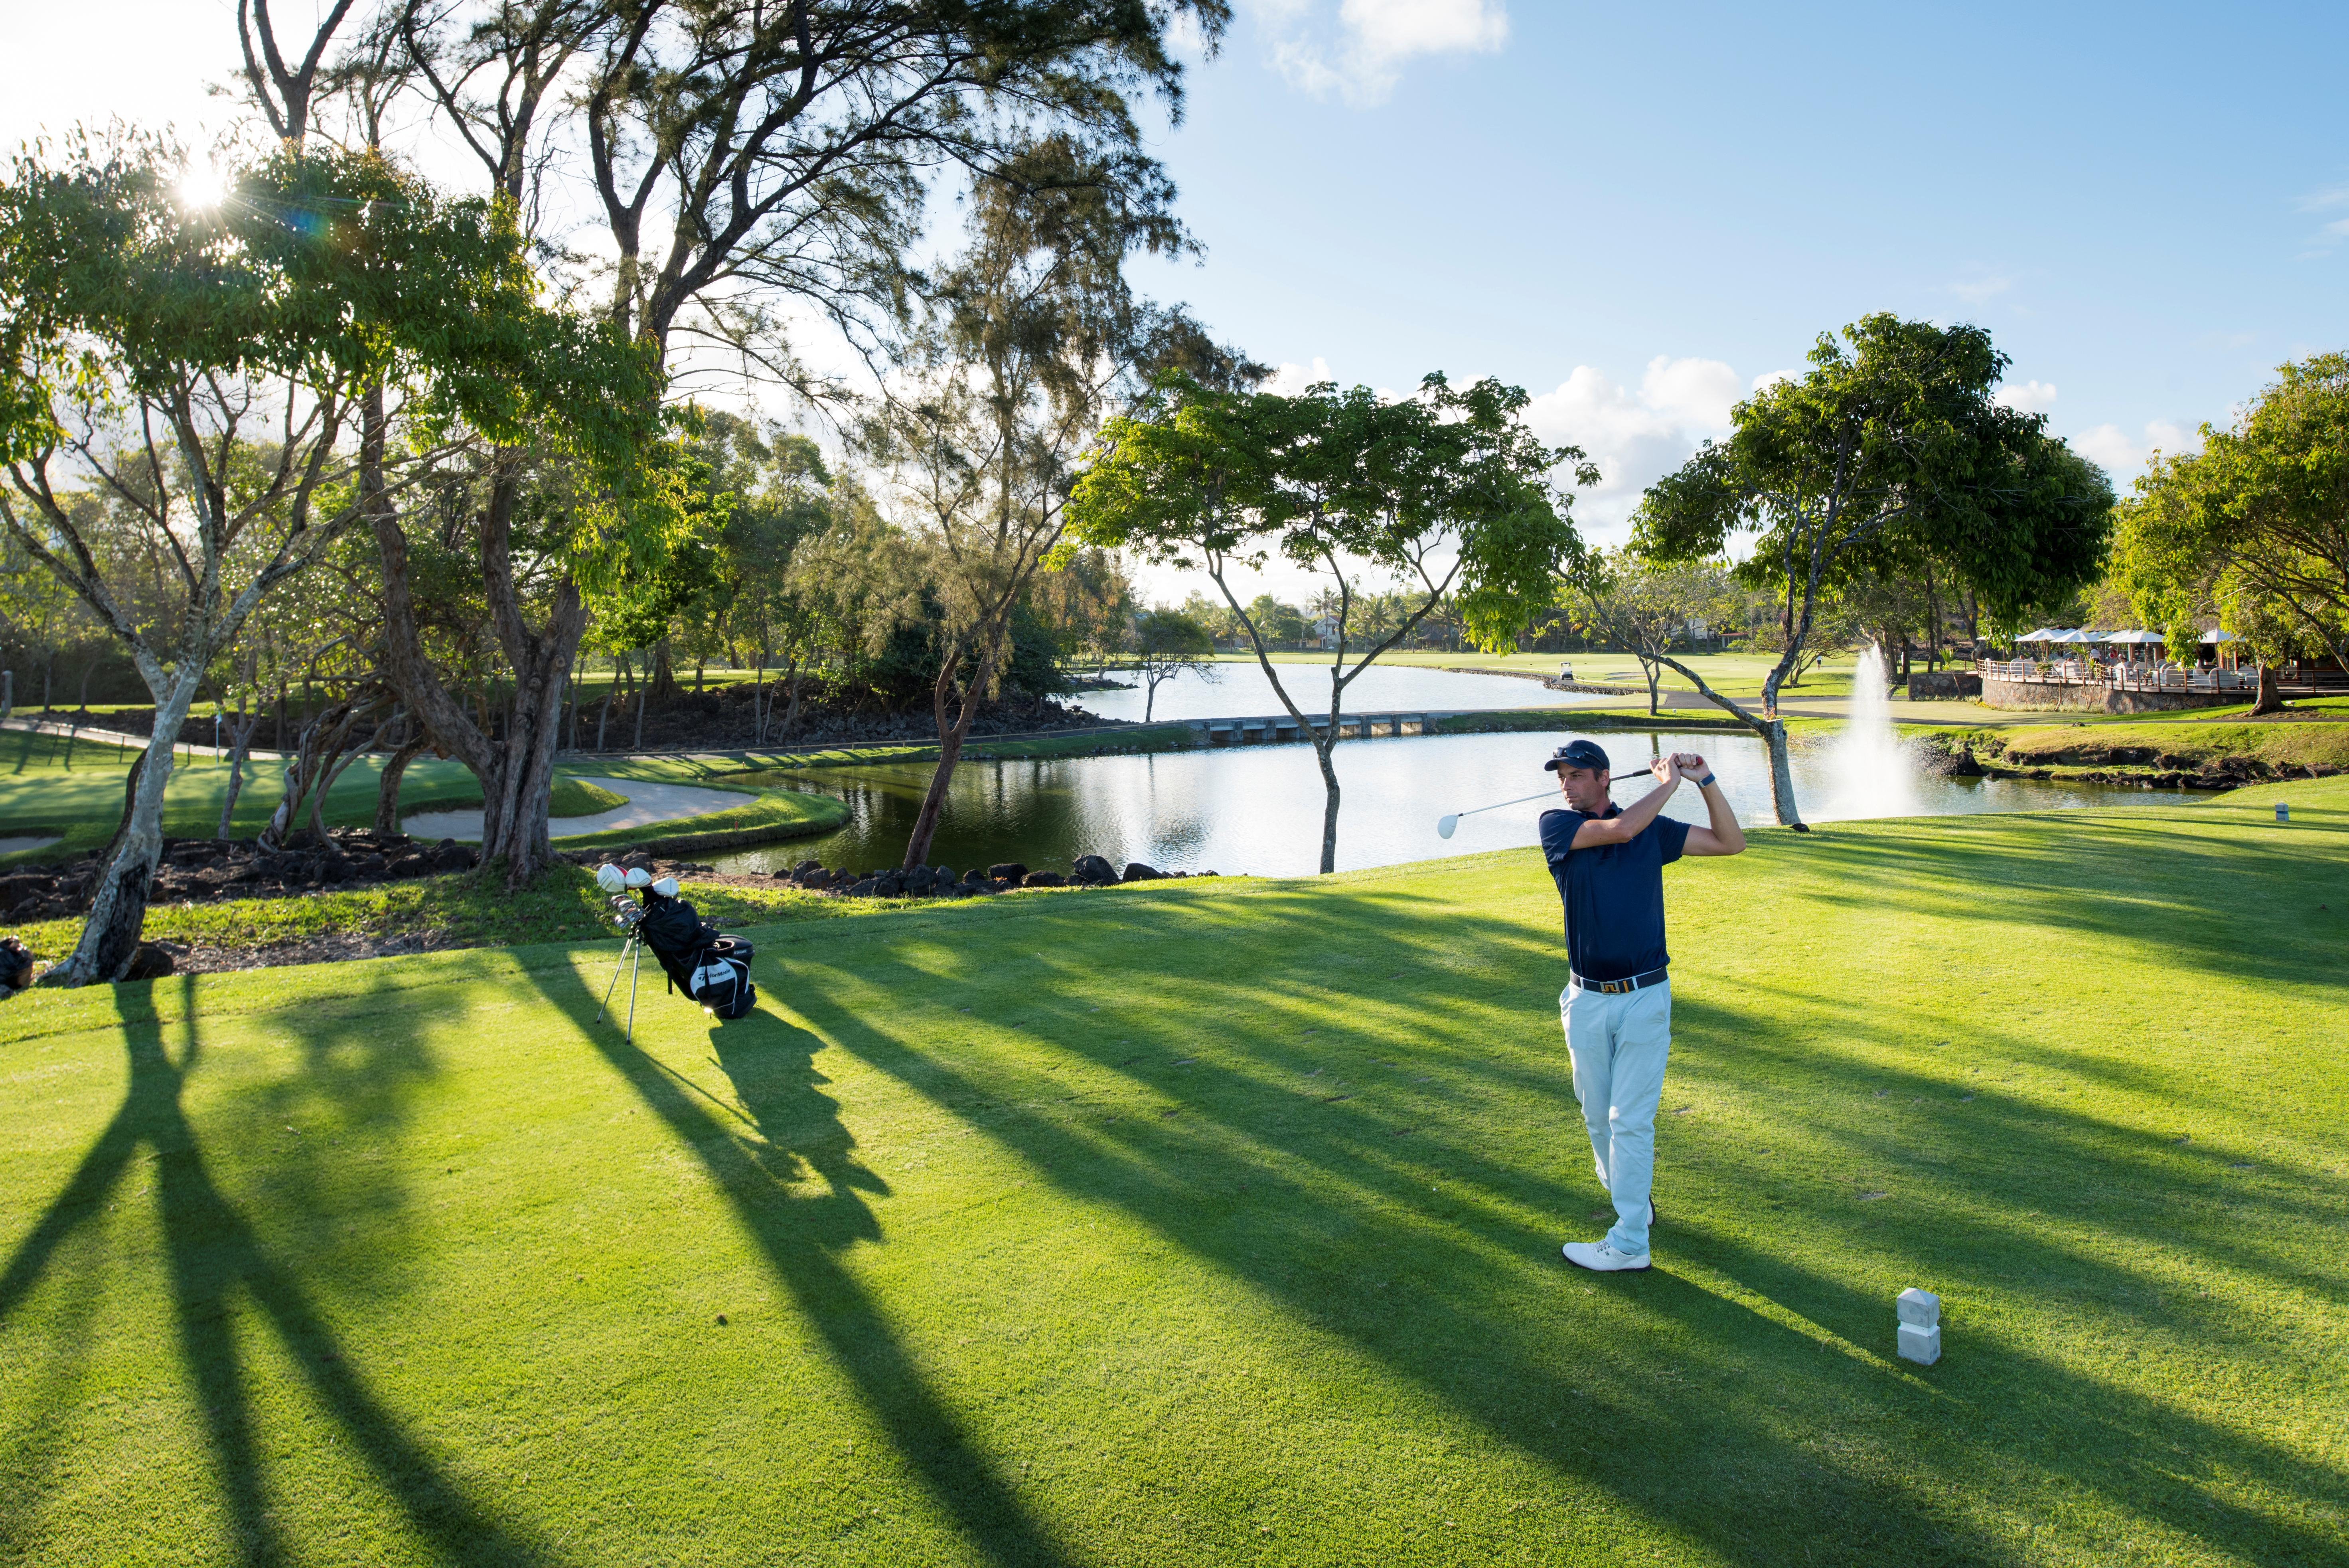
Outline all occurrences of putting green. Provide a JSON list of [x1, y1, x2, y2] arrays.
[[1, 802, 2343, 1565]]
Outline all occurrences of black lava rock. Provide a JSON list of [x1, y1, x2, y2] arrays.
[[987, 862, 1028, 883], [1071, 855, 1118, 885], [1121, 861, 1164, 882]]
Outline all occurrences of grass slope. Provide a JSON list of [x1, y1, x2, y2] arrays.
[[2, 808, 2345, 1566], [1964, 721, 2349, 775], [0, 733, 840, 862]]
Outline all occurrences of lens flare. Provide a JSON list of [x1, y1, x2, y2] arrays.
[[177, 164, 229, 209]]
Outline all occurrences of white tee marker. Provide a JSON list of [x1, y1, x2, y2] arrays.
[[1897, 1287, 1941, 1365]]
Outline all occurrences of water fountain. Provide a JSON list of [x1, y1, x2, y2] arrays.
[[1817, 646, 1920, 820]]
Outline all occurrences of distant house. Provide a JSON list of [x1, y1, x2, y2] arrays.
[[1313, 613, 1340, 649]]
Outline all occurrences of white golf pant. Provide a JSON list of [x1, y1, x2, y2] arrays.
[[1561, 978, 1672, 1257]]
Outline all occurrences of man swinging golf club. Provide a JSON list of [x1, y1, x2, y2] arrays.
[[1542, 739, 1745, 1273]]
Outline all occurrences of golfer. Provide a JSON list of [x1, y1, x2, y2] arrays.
[[1540, 739, 1745, 1272]]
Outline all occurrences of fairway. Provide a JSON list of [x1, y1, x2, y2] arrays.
[[2, 802, 2344, 1566]]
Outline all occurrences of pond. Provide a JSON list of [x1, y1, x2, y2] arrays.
[[710, 727, 2191, 881]]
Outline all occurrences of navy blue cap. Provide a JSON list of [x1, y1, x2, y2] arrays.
[[1543, 739, 1613, 774]]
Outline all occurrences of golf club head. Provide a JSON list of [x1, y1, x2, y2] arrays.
[[1436, 814, 1459, 839], [594, 863, 626, 893], [650, 876, 679, 897], [624, 867, 653, 889]]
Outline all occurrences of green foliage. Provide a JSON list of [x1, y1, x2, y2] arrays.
[[1069, 371, 1589, 655], [1636, 315, 2114, 629], [2112, 353, 2349, 669], [0, 135, 659, 482]]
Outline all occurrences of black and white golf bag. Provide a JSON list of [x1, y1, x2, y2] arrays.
[[600, 866, 759, 1021]]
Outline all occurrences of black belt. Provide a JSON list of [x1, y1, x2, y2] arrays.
[[1571, 967, 1668, 995]]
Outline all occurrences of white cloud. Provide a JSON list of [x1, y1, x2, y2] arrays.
[[1951, 274, 2013, 307], [2071, 419, 2200, 476], [1263, 356, 1336, 395], [1521, 355, 1754, 543], [1995, 378, 2058, 414], [1636, 355, 1743, 430], [1250, 0, 1509, 105]]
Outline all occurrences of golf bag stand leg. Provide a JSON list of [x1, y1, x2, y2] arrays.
[[624, 939, 641, 1043], [596, 934, 642, 1038]]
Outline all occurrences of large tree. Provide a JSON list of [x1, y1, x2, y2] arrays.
[[1637, 314, 2112, 825], [0, 137, 654, 982], [2112, 353, 2349, 713], [220, 0, 1231, 878], [1070, 372, 1588, 872], [1569, 549, 1737, 715], [876, 135, 1228, 870]]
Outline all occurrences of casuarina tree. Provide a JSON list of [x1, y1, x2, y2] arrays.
[[1070, 372, 1590, 872], [0, 136, 659, 982], [1635, 314, 2111, 825], [244, 0, 1236, 873]]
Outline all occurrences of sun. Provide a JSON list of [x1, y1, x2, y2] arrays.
[[176, 163, 229, 210]]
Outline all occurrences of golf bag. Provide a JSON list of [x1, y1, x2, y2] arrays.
[[636, 888, 758, 1020]]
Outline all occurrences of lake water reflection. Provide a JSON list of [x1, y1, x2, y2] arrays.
[[713, 728, 2189, 880]]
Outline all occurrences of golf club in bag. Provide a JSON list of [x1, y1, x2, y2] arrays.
[[592, 865, 757, 1041]]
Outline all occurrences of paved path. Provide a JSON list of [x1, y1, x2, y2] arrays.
[[0, 835, 61, 857], [401, 776, 753, 844]]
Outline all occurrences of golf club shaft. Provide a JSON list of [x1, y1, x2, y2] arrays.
[[1455, 767, 1703, 823]]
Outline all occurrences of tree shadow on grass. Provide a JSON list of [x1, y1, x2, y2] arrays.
[[1768, 814, 2349, 994], [0, 976, 560, 1567], [522, 954, 1082, 1568], [783, 884, 2348, 1567]]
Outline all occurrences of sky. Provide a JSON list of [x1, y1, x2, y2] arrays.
[[5, 0, 2346, 606]]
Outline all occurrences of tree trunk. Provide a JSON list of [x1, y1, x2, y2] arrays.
[[561, 645, 582, 752], [217, 704, 261, 839], [632, 658, 648, 752], [375, 735, 430, 833], [1642, 654, 1661, 716], [364, 408, 590, 886], [598, 656, 623, 752], [649, 640, 679, 701], [1761, 718, 1800, 825], [2250, 662, 2282, 715], [782, 661, 807, 740], [1652, 651, 1807, 829], [1312, 731, 1342, 875], [44, 663, 201, 985], [901, 640, 997, 870]]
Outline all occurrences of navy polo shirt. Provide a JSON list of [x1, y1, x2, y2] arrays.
[[1538, 805, 1690, 982]]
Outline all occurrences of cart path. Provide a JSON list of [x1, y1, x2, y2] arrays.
[[401, 776, 754, 844]]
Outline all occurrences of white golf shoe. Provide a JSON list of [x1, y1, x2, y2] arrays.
[[1562, 1238, 1651, 1272]]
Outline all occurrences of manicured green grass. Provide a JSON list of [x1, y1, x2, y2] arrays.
[[0, 733, 840, 862], [0, 864, 920, 962], [4, 801, 2344, 1566], [1954, 721, 2349, 777], [0, 731, 489, 857]]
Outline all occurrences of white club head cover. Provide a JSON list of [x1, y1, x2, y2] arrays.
[[650, 876, 679, 898], [594, 863, 627, 893], [624, 867, 653, 889]]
